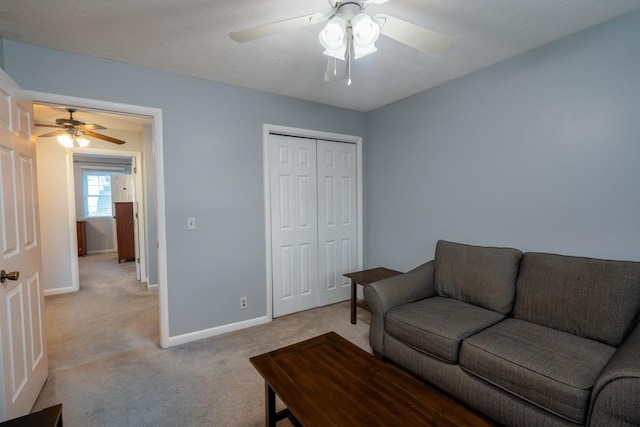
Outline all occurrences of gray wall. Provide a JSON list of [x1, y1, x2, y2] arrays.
[[365, 10, 640, 271], [83, 219, 114, 253], [2, 40, 367, 337], [5, 9, 639, 338]]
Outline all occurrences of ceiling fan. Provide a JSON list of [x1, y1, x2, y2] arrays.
[[229, 0, 455, 84], [36, 108, 126, 147]]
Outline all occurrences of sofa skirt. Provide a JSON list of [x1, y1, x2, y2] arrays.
[[384, 334, 579, 427]]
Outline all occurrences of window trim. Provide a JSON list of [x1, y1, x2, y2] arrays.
[[82, 170, 114, 218]]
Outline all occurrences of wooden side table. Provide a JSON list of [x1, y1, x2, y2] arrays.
[[344, 267, 402, 324]]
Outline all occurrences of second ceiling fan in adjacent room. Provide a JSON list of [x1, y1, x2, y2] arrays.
[[36, 108, 126, 147]]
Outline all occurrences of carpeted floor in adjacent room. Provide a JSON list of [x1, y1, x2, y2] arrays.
[[32, 253, 371, 426]]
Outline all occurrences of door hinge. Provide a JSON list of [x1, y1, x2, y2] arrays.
[[137, 257, 140, 263], [134, 167, 137, 174], [135, 212, 138, 219]]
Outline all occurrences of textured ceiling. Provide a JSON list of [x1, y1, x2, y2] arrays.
[[2, 0, 640, 112]]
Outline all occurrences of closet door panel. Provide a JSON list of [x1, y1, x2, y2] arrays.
[[317, 140, 357, 306], [270, 135, 318, 317]]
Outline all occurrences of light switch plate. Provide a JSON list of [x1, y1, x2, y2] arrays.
[[187, 217, 196, 230]]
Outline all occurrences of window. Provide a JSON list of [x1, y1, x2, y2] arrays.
[[84, 172, 112, 217]]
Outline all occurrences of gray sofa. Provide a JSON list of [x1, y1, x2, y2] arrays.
[[364, 240, 640, 426]]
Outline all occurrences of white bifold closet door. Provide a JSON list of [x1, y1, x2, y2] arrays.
[[269, 134, 357, 318]]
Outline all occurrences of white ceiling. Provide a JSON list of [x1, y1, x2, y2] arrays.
[[2, 0, 640, 112]]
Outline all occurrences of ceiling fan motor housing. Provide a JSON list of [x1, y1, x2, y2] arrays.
[[335, 2, 365, 20], [55, 118, 86, 127], [55, 108, 86, 127]]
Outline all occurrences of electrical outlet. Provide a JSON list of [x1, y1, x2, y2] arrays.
[[240, 297, 248, 309]]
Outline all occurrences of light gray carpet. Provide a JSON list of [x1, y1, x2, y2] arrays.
[[33, 253, 371, 426]]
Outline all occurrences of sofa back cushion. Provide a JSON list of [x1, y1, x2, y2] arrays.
[[513, 252, 640, 347], [435, 240, 523, 315]]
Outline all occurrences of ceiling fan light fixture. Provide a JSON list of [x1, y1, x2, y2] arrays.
[[76, 136, 90, 148], [322, 46, 347, 60], [56, 130, 91, 148], [57, 133, 74, 148], [352, 12, 380, 59], [319, 15, 347, 59], [353, 43, 377, 59], [352, 13, 380, 46]]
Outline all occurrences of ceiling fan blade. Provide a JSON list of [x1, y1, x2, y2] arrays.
[[35, 123, 62, 128], [75, 124, 107, 131], [38, 129, 67, 138], [324, 57, 348, 82], [230, 13, 326, 43], [374, 13, 455, 56], [83, 131, 126, 145]]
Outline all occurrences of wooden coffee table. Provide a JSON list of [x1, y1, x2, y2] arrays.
[[250, 332, 495, 426], [344, 267, 402, 324]]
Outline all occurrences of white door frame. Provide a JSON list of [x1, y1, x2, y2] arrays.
[[263, 123, 363, 320], [27, 91, 170, 349]]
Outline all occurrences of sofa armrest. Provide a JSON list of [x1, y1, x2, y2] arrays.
[[589, 321, 640, 426], [364, 260, 436, 356]]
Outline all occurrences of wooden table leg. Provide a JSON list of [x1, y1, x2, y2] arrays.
[[350, 279, 357, 324], [266, 382, 276, 427], [265, 381, 296, 426]]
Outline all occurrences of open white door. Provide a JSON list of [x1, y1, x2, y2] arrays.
[[0, 69, 48, 420]]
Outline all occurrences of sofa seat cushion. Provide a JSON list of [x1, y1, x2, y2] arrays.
[[460, 318, 617, 424], [385, 296, 505, 363]]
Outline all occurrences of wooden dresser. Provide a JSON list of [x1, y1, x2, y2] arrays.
[[114, 202, 136, 263], [76, 221, 86, 256]]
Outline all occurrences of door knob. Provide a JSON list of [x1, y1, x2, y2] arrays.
[[0, 270, 19, 284]]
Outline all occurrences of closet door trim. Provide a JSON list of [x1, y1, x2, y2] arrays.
[[263, 124, 363, 321]]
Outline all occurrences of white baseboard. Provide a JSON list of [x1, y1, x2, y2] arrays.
[[86, 249, 117, 255], [168, 315, 271, 347], [147, 283, 158, 291], [44, 286, 76, 296]]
